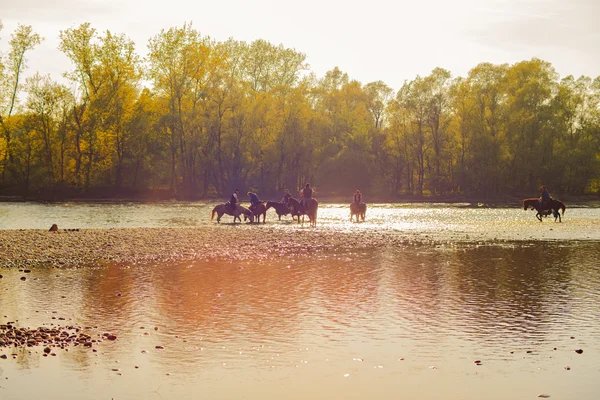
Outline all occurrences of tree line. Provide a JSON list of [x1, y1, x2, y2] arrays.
[[1, 22, 599, 201]]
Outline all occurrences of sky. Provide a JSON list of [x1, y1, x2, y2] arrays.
[[0, 0, 599, 90]]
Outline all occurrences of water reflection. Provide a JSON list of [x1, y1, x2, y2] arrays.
[[1, 242, 600, 399]]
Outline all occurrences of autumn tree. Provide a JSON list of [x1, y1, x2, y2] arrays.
[[0, 24, 42, 185]]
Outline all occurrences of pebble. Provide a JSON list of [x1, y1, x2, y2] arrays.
[[575, 349, 583, 354], [0, 227, 472, 268], [0, 324, 104, 353]]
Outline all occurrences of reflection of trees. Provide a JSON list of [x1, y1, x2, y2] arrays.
[[150, 258, 309, 343], [385, 248, 449, 332], [449, 244, 580, 338], [308, 252, 381, 334], [387, 243, 600, 342]]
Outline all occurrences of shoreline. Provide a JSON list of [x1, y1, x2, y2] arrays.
[[0, 226, 413, 268], [2, 225, 599, 269], [2, 196, 600, 207]]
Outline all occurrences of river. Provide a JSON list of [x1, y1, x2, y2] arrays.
[[1, 202, 599, 399]]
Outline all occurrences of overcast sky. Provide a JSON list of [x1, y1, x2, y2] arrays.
[[1, 0, 598, 89]]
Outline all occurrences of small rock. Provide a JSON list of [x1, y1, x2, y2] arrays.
[[537, 395, 550, 398], [564, 366, 571, 370], [155, 345, 165, 350], [575, 349, 583, 354], [20, 277, 26, 281]]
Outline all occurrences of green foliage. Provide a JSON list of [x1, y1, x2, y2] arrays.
[[1, 22, 600, 200]]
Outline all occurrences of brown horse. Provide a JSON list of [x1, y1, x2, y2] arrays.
[[249, 202, 267, 223], [211, 203, 254, 223], [523, 198, 566, 222], [287, 197, 318, 226], [350, 202, 367, 222], [265, 201, 295, 220]]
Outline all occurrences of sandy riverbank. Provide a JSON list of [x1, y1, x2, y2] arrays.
[[0, 226, 427, 268]]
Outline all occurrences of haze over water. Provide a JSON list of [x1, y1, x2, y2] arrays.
[[1, 202, 600, 399]]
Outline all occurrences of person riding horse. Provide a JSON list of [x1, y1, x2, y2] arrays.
[[247, 191, 262, 213], [540, 185, 551, 209], [353, 189, 362, 204], [280, 188, 292, 205], [301, 183, 313, 209], [229, 189, 239, 212]]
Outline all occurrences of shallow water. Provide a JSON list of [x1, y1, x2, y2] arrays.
[[2, 243, 600, 399], [2, 201, 600, 242]]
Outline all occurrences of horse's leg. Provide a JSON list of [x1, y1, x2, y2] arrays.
[[536, 212, 543, 222]]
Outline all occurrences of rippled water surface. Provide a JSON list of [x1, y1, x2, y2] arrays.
[[2, 243, 600, 399], [2, 202, 600, 399]]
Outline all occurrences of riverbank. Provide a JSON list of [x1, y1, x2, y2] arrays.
[[0, 226, 425, 268], [2, 193, 599, 206]]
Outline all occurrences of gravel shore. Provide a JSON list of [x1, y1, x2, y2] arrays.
[[0, 226, 427, 268]]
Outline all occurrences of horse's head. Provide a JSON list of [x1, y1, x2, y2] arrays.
[[244, 211, 255, 223]]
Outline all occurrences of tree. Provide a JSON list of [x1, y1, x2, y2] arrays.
[[0, 24, 42, 185]]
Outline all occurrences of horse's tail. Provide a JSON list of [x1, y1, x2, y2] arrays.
[[211, 206, 217, 221], [561, 202, 566, 216]]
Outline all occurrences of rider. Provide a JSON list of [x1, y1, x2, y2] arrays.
[[229, 189, 239, 212], [247, 191, 262, 212], [353, 189, 362, 204], [301, 183, 313, 209], [280, 188, 292, 205], [540, 185, 551, 209]]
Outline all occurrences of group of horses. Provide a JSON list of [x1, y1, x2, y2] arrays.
[[210, 197, 324, 226], [211, 195, 566, 225]]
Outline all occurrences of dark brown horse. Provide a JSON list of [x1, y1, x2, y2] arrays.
[[265, 201, 295, 220], [350, 202, 367, 222], [211, 204, 254, 223], [249, 202, 267, 223], [287, 197, 318, 226], [523, 198, 566, 222]]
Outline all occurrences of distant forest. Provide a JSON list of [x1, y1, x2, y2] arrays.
[[1, 22, 599, 201]]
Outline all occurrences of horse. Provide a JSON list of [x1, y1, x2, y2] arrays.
[[287, 197, 318, 226], [249, 202, 268, 223], [211, 203, 254, 223], [350, 202, 367, 222], [522, 198, 566, 222], [265, 201, 295, 220]]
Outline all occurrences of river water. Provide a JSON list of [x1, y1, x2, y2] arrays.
[[1, 202, 600, 399]]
